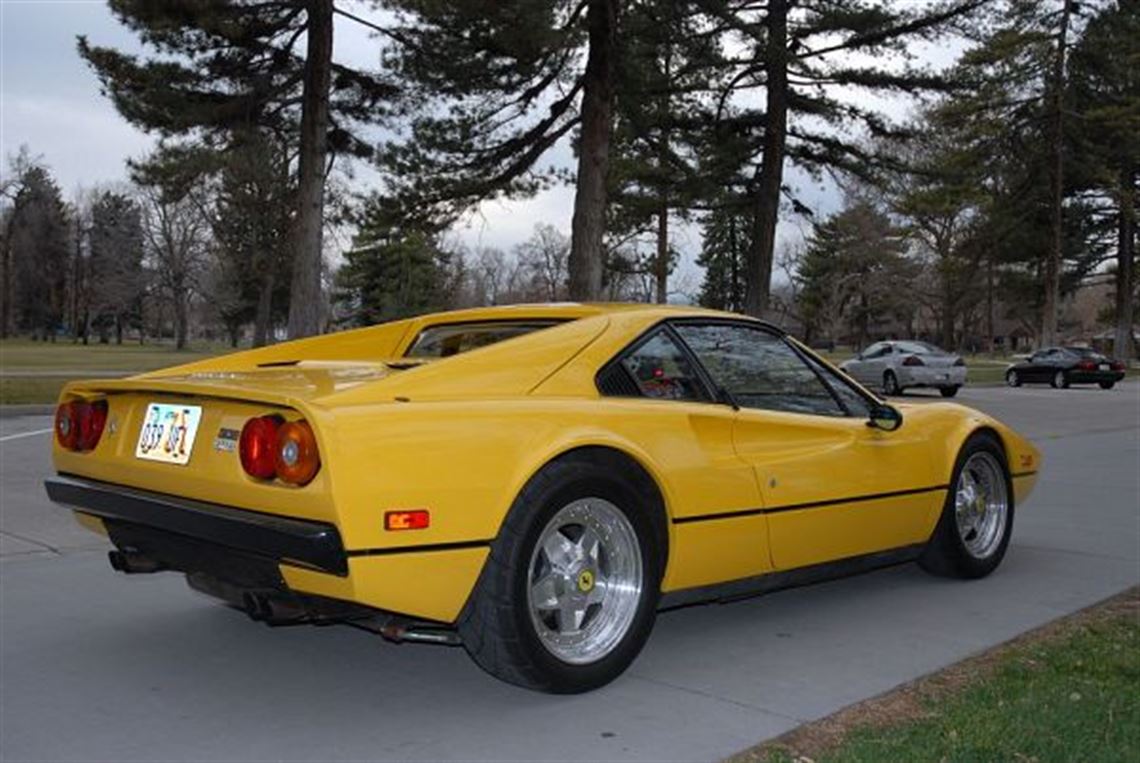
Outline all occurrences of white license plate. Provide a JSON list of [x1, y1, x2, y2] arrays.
[[1099, 363, 1110, 370], [135, 403, 203, 465]]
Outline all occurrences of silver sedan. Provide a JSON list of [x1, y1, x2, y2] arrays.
[[839, 341, 967, 397]]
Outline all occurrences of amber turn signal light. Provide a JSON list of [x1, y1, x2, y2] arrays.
[[385, 510, 430, 531], [275, 420, 321, 486]]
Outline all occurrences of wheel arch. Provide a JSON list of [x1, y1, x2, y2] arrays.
[[508, 440, 673, 568]]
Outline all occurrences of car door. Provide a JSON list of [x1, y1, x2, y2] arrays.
[[849, 342, 886, 385], [595, 326, 772, 591], [674, 322, 943, 572]]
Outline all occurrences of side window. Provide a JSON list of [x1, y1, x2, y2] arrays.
[[611, 330, 708, 402], [803, 354, 874, 418], [674, 323, 845, 417]]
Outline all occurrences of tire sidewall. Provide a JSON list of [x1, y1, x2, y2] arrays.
[[507, 469, 663, 693], [884, 371, 899, 396], [1006, 370, 1020, 387]]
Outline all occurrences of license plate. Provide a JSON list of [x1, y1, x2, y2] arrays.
[[135, 403, 203, 465], [1099, 363, 1109, 370]]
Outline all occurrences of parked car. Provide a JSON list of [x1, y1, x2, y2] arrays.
[[45, 304, 1039, 693], [1005, 346, 1126, 389], [840, 340, 967, 397]]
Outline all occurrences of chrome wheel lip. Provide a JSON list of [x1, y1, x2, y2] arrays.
[[526, 497, 643, 666], [954, 451, 1009, 560]]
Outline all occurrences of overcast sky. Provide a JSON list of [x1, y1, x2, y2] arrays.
[[1, 1, 964, 294]]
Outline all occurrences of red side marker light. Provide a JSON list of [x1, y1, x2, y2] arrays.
[[385, 510, 430, 531]]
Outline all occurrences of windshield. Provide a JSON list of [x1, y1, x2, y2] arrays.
[[404, 320, 564, 358]]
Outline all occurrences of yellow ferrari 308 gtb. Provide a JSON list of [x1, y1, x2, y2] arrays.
[[46, 304, 1039, 692]]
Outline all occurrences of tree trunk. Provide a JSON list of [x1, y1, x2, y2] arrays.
[[745, 0, 788, 318], [1041, 0, 1073, 346], [174, 287, 189, 350], [115, 315, 123, 345], [286, 0, 333, 339], [1115, 166, 1136, 361], [253, 270, 275, 348], [986, 251, 995, 354], [568, 0, 617, 302], [655, 204, 668, 304]]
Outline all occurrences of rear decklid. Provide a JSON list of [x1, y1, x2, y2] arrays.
[[45, 363, 403, 526]]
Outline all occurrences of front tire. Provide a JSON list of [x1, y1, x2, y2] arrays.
[[1051, 370, 1069, 389], [940, 386, 960, 398], [457, 452, 665, 693], [919, 433, 1014, 579], [1005, 369, 1021, 387], [883, 371, 901, 396], [1099, 381, 1115, 390]]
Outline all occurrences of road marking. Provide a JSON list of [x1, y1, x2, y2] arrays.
[[0, 428, 53, 443]]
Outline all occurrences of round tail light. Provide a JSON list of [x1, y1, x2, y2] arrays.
[[239, 416, 280, 479], [275, 421, 320, 486], [55, 400, 108, 452], [55, 402, 80, 450]]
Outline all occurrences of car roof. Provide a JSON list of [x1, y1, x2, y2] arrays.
[[408, 302, 784, 333]]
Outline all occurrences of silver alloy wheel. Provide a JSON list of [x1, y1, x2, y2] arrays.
[[1006, 370, 1019, 387], [1053, 370, 1066, 388], [527, 497, 643, 665], [954, 452, 1009, 560]]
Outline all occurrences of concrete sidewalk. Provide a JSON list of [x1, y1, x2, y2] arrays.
[[1, 385, 1137, 761]]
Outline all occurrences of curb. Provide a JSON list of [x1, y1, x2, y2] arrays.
[[0, 404, 55, 418]]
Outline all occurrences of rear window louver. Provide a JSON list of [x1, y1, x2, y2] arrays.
[[596, 364, 641, 397]]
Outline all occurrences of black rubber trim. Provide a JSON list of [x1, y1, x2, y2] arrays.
[[1011, 471, 1038, 479], [672, 484, 950, 525], [345, 539, 493, 558], [45, 475, 348, 575], [659, 544, 925, 609]]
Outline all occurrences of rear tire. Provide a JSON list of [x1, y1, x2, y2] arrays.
[[457, 452, 665, 693], [940, 386, 960, 398], [919, 432, 1013, 579], [1051, 370, 1069, 389], [883, 371, 901, 396], [1005, 370, 1021, 387], [1099, 381, 1115, 390]]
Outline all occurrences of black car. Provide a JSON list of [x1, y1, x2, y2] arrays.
[[1006, 346, 1126, 389]]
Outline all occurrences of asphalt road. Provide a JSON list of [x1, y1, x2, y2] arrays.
[[2, 383, 1138, 762]]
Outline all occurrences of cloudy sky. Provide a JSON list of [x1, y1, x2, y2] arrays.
[[0, 1, 962, 291]]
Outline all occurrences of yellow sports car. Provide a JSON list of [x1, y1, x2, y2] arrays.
[[45, 304, 1040, 693]]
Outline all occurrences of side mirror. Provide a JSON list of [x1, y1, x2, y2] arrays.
[[867, 403, 903, 432]]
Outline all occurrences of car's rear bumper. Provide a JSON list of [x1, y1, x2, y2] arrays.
[[44, 474, 489, 623], [44, 475, 348, 575], [1066, 371, 1125, 384], [897, 366, 967, 388]]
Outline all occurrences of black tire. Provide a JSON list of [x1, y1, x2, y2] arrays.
[[457, 450, 666, 693], [940, 386, 960, 398], [1050, 370, 1069, 389], [883, 371, 901, 396], [919, 432, 1014, 579], [1005, 369, 1021, 387], [1099, 381, 1115, 390]]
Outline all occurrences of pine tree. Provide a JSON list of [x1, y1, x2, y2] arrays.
[[708, 0, 985, 318], [1069, 0, 1140, 359], [696, 196, 751, 313], [382, 0, 620, 300], [5, 166, 71, 339], [79, 0, 396, 338], [88, 192, 145, 344]]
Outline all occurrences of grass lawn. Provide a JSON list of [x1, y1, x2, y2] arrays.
[[732, 589, 1140, 763], [0, 340, 230, 404]]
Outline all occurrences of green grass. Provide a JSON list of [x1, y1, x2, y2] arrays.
[[0, 339, 227, 371], [747, 598, 1140, 763], [0, 340, 231, 404]]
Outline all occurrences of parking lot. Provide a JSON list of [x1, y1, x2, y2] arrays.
[[2, 383, 1138, 762]]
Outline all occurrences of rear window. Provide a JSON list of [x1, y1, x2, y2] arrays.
[[895, 341, 944, 355], [404, 320, 563, 358]]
